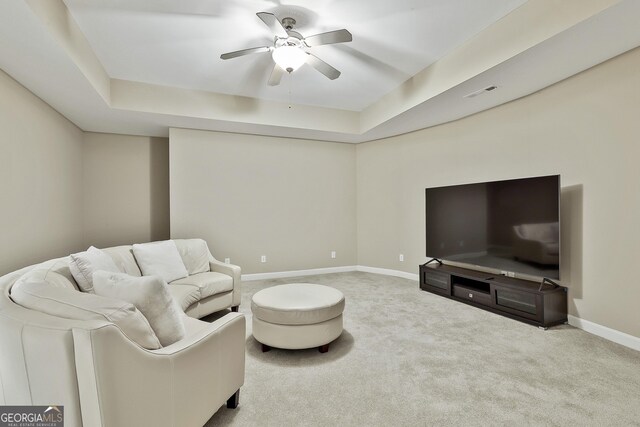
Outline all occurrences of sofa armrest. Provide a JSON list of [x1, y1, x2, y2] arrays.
[[152, 312, 243, 355], [210, 258, 242, 307], [72, 313, 246, 427]]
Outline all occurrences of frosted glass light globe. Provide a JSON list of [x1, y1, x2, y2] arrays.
[[272, 46, 307, 73]]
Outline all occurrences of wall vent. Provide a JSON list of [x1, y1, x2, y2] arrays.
[[463, 85, 498, 99]]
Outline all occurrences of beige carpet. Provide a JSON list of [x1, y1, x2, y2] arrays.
[[204, 272, 640, 426]]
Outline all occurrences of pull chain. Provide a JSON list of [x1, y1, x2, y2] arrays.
[[288, 72, 292, 109]]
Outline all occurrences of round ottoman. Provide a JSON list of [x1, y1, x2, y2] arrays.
[[251, 283, 345, 353]]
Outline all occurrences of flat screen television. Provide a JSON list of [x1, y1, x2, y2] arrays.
[[425, 175, 560, 279]]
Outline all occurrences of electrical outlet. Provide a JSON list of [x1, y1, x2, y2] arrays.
[[224, 258, 231, 264], [331, 251, 336, 259], [399, 254, 404, 262], [261, 255, 267, 263]]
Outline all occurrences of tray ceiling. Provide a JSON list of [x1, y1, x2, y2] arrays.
[[63, 0, 526, 111], [0, 0, 639, 142]]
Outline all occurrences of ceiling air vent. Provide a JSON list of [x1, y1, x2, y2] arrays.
[[463, 85, 498, 99]]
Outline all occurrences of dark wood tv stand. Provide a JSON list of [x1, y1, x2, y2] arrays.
[[419, 263, 567, 329]]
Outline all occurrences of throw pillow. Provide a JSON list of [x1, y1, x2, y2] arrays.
[[69, 246, 121, 293], [11, 281, 161, 350], [93, 271, 186, 346], [132, 240, 188, 283], [14, 269, 77, 290], [173, 238, 211, 275]]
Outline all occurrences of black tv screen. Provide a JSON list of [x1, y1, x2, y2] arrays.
[[426, 175, 560, 279]]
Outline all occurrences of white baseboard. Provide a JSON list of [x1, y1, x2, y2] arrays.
[[242, 265, 419, 282], [242, 266, 357, 281], [568, 315, 640, 352], [355, 265, 419, 281]]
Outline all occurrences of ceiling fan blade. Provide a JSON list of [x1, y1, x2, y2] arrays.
[[304, 29, 352, 47], [256, 12, 288, 38], [306, 53, 341, 80], [220, 46, 271, 60], [268, 64, 285, 86]]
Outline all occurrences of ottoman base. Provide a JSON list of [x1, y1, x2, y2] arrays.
[[253, 314, 343, 351], [261, 343, 330, 353]]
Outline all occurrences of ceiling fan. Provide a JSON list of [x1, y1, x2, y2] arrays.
[[220, 12, 352, 86]]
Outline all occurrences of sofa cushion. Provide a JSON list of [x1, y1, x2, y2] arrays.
[[38, 257, 79, 289], [168, 284, 201, 312], [14, 269, 77, 290], [170, 272, 233, 299], [173, 239, 211, 275], [69, 246, 121, 293], [132, 240, 188, 284], [181, 315, 211, 336], [93, 271, 186, 346], [102, 246, 142, 277], [11, 281, 161, 350]]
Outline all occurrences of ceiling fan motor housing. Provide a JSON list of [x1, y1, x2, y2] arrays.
[[281, 17, 296, 31]]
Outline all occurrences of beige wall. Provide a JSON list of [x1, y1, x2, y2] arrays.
[[357, 47, 640, 337], [0, 69, 85, 274], [169, 128, 357, 273], [82, 133, 169, 248], [0, 67, 171, 274]]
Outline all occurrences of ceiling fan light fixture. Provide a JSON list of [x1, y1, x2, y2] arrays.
[[272, 46, 307, 73], [220, 12, 352, 84]]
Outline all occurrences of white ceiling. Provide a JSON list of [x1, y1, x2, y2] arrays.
[[63, 0, 526, 111], [0, 0, 639, 143]]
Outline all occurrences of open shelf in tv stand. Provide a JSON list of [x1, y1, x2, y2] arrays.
[[419, 263, 567, 329]]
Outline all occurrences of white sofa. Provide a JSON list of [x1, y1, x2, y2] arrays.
[[0, 239, 245, 427]]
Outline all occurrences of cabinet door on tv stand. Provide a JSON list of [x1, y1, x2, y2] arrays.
[[492, 285, 543, 322], [421, 268, 451, 295]]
